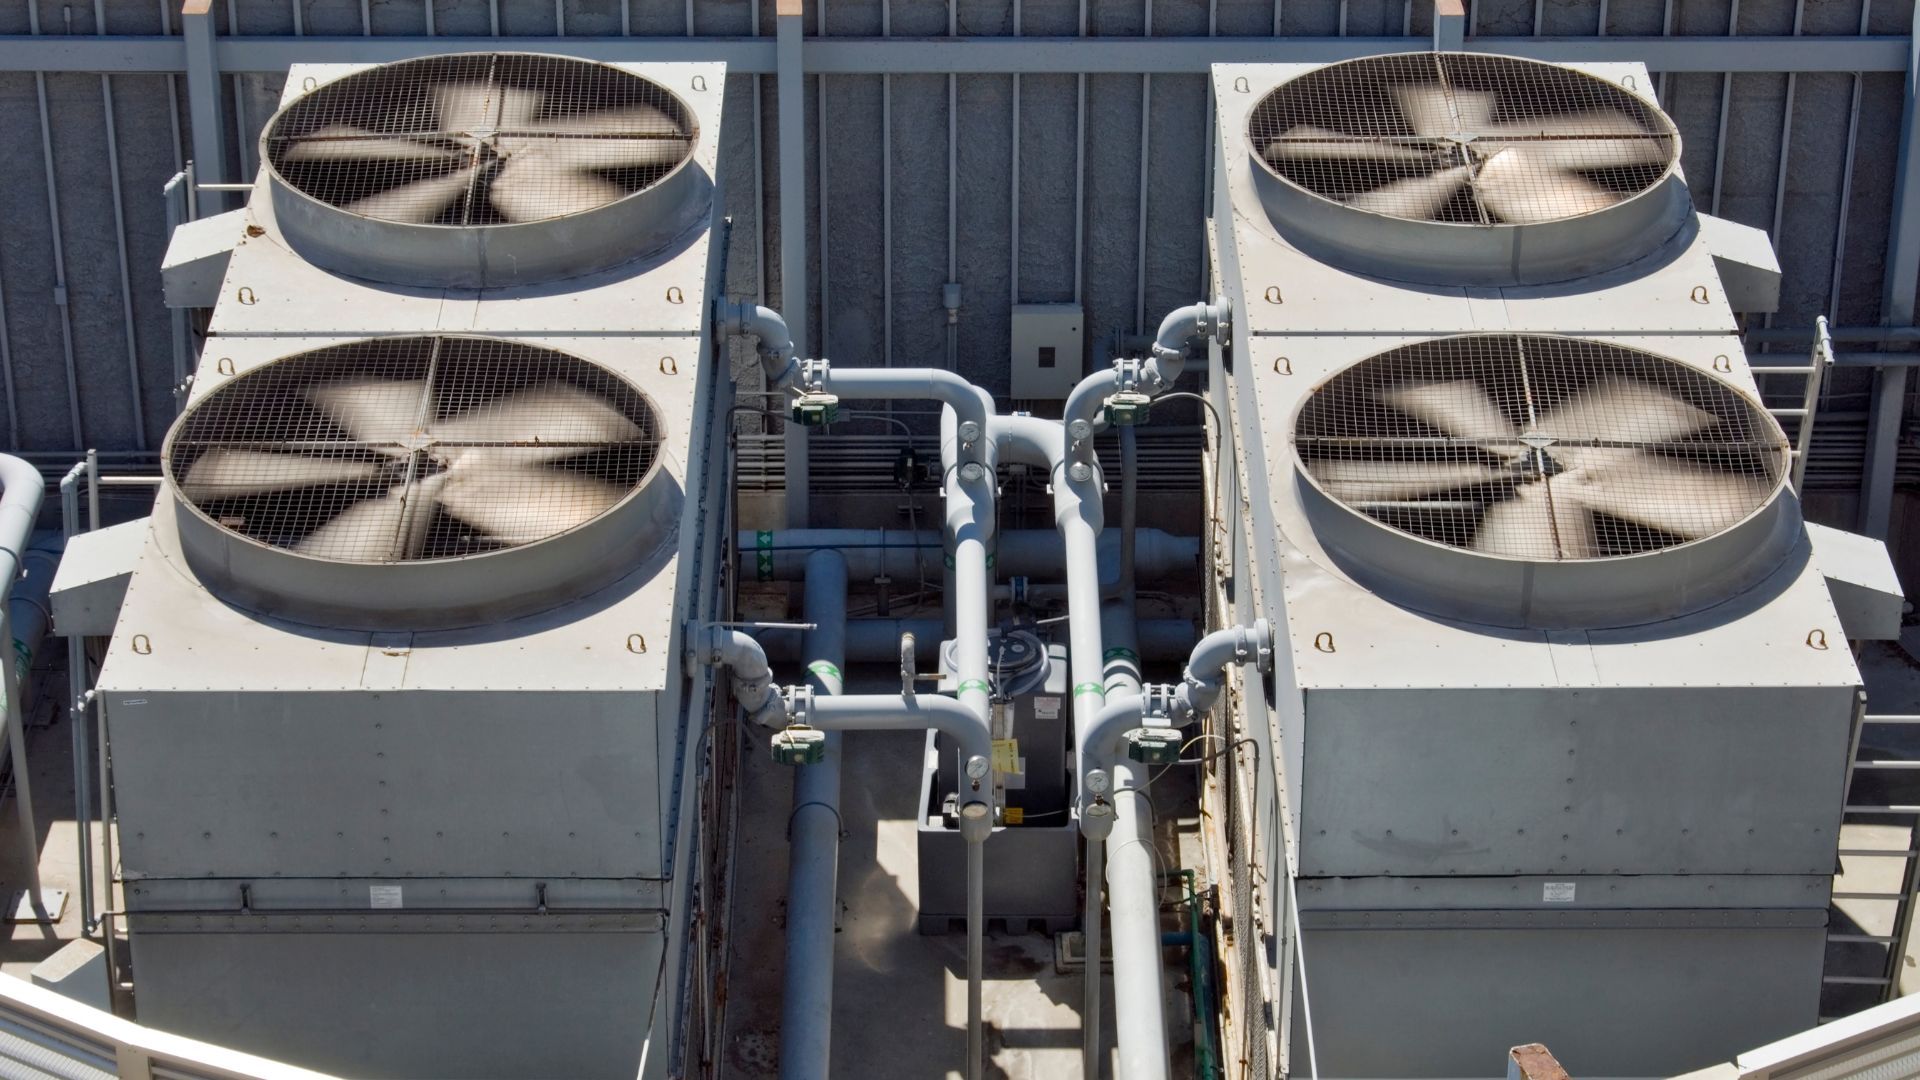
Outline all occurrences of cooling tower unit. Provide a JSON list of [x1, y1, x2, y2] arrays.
[[1206, 53, 1865, 1078], [94, 55, 730, 1080]]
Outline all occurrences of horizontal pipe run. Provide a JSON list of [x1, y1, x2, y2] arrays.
[[750, 617, 1201, 665], [739, 528, 1198, 583], [799, 692, 993, 794]]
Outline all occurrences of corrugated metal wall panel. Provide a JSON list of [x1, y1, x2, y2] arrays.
[[0, 0, 1902, 468]]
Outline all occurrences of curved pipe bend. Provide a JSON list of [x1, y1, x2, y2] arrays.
[[796, 691, 994, 800], [701, 626, 786, 727], [1174, 618, 1273, 722], [721, 300, 801, 391]]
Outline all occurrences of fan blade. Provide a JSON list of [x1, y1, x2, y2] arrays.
[[1556, 451, 1774, 539], [1472, 149, 1622, 223], [429, 383, 643, 453], [180, 450, 382, 502], [1264, 125, 1435, 163], [280, 125, 460, 163], [507, 105, 690, 169], [488, 154, 628, 221], [1534, 379, 1716, 445], [1381, 379, 1522, 451], [1342, 164, 1473, 218], [1475, 110, 1668, 169], [1310, 459, 1503, 500], [436, 466, 628, 544], [1470, 482, 1599, 559], [307, 379, 431, 446], [341, 164, 480, 224], [292, 489, 410, 561], [434, 83, 543, 133], [1391, 85, 1496, 137]]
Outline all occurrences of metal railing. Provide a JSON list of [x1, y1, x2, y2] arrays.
[[1824, 700, 1920, 1011], [0, 972, 335, 1079], [1749, 315, 1835, 496]]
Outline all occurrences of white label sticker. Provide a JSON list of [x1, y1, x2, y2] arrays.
[[369, 885, 404, 910], [1542, 882, 1576, 903], [1033, 697, 1061, 719]]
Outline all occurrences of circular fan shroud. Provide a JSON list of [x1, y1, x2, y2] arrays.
[[164, 336, 678, 630], [1291, 334, 1801, 629], [260, 53, 707, 288], [1245, 52, 1689, 286]]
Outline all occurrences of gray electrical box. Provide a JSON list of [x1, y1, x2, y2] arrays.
[[1010, 304, 1085, 400]]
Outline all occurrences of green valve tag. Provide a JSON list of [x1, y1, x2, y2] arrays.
[[755, 530, 775, 581], [1073, 682, 1107, 699]]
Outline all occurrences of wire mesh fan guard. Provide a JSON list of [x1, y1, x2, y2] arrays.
[[1249, 53, 1678, 226], [1294, 335, 1789, 563], [166, 337, 663, 565], [264, 53, 696, 228]]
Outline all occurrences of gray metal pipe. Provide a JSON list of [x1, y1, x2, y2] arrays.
[[722, 300, 801, 391], [779, 549, 847, 1080], [738, 528, 1197, 585], [700, 627, 785, 727], [751, 617, 1199, 665], [1173, 622, 1272, 722], [1100, 600, 1168, 1080], [798, 693, 992, 779], [0, 455, 46, 917]]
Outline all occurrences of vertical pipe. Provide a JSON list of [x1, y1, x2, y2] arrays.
[[181, 0, 230, 213], [1708, 0, 1741, 217], [778, 0, 810, 526], [424, 0, 435, 37], [751, 0, 765, 304], [1762, 0, 1806, 346], [97, 0, 147, 451], [288, 0, 303, 35], [817, 0, 830, 358], [1084, 837, 1106, 1077], [26, 4, 84, 449], [490, 0, 500, 36], [946, 3, 959, 373], [0, 217, 17, 447], [0, 457, 46, 920], [1135, 2, 1153, 337], [1827, 0, 1873, 329], [555, 0, 564, 35], [226, 0, 251, 182], [1074, 0, 1087, 312], [881, 1, 893, 376], [1862, 25, 1920, 538], [961, 800, 991, 1080], [1100, 599, 1169, 1080], [1011, 1, 1022, 315], [777, 549, 847, 1080]]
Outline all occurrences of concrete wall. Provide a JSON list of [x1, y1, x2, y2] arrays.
[[0, 0, 1908, 469]]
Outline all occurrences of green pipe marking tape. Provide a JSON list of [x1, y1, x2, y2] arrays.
[[957, 679, 993, 695], [1103, 647, 1139, 664], [755, 530, 775, 581], [806, 661, 843, 683], [1073, 682, 1107, 698]]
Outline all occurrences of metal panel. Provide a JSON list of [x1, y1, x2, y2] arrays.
[[1289, 921, 1825, 1078], [1297, 685, 1854, 878], [129, 929, 662, 1080], [105, 689, 664, 880]]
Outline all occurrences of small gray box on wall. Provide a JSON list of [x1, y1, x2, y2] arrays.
[[1010, 304, 1085, 399]]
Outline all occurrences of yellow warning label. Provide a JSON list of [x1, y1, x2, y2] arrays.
[[991, 738, 1021, 774], [1003, 807, 1025, 825]]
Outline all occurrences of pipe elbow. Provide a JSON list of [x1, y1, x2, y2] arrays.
[[723, 301, 800, 389]]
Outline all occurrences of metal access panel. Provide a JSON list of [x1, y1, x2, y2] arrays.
[[1288, 911, 1826, 1078], [129, 922, 663, 1079], [105, 689, 665, 880], [1010, 304, 1086, 400], [1295, 685, 1853, 880]]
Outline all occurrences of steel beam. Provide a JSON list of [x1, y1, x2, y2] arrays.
[[1860, 28, 1920, 539], [776, 0, 809, 528], [0, 34, 1907, 75], [179, 0, 229, 213], [1433, 0, 1467, 50]]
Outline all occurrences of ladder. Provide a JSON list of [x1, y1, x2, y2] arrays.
[[1823, 698, 1920, 1018], [1748, 315, 1834, 494]]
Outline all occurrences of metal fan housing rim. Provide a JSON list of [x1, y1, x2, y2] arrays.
[[260, 52, 709, 290], [1289, 337, 1798, 630], [161, 336, 679, 631], [1246, 52, 1689, 288]]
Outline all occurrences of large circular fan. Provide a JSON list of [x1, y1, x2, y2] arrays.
[[1295, 335, 1789, 563], [1251, 52, 1677, 226], [167, 336, 661, 565], [265, 53, 694, 227]]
